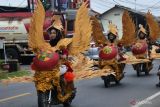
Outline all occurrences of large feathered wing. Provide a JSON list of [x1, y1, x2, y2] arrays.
[[146, 11, 160, 41], [119, 10, 136, 46], [28, 0, 52, 53], [68, 1, 92, 55], [90, 16, 107, 45]]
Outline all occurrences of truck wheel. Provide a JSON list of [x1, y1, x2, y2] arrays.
[[6, 48, 19, 59], [37, 91, 51, 107]]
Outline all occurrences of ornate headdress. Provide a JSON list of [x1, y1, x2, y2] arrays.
[[138, 24, 147, 35], [108, 23, 118, 36]]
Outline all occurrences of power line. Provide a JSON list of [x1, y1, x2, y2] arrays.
[[101, 0, 116, 5], [117, 0, 155, 7], [93, 1, 113, 8], [137, 1, 160, 11], [112, 0, 122, 5], [110, 0, 160, 14], [91, 4, 111, 11], [112, 0, 160, 11]]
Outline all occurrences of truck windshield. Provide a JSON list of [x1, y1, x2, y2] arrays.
[[0, 0, 28, 8]]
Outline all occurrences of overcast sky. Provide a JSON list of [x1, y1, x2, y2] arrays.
[[0, 0, 160, 16]]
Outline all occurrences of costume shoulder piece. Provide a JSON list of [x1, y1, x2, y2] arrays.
[[119, 10, 136, 46], [68, 1, 92, 55], [146, 11, 160, 41]]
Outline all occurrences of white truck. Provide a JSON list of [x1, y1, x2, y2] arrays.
[[0, 0, 76, 64], [0, 12, 53, 63]]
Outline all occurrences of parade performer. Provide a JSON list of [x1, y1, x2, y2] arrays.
[[98, 23, 126, 86], [117, 10, 155, 77], [90, 15, 133, 87], [29, 1, 74, 107], [28, 0, 92, 106], [131, 24, 153, 76]]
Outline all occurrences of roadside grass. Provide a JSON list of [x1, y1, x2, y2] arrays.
[[0, 70, 32, 80]]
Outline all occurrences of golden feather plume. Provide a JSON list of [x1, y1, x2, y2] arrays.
[[52, 15, 63, 31], [146, 11, 160, 41], [28, 0, 52, 53], [119, 10, 136, 46], [90, 16, 107, 45], [68, 1, 92, 55]]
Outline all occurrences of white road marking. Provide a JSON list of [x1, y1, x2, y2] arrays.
[[0, 93, 31, 103], [132, 91, 160, 107]]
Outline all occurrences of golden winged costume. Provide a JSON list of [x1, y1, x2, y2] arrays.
[[120, 10, 158, 75], [90, 16, 126, 81], [28, 0, 92, 102], [90, 10, 156, 80]]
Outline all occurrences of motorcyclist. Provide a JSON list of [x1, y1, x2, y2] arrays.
[[99, 23, 125, 86], [132, 24, 153, 76]]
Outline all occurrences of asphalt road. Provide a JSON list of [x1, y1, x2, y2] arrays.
[[0, 60, 160, 107]]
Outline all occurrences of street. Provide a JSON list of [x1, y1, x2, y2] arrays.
[[0, 60, 160, 107]]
